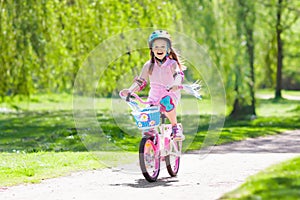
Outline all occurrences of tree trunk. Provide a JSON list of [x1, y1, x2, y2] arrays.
[[244, 0, 256, 116], [246, 29, 256, 116], [230, 0, 256, 119], [275, 0, 283, 99]]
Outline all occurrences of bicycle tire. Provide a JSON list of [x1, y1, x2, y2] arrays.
[[165, 140, 181, 177], [139, 137, 160, 182]]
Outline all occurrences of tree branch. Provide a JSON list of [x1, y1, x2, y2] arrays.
[[258, 0, 300, 14]]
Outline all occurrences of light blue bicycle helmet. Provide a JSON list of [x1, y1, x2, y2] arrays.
[[148, 30, 172, 48]]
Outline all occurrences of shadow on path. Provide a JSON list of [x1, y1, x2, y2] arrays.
[[109, 177, 179, 188]]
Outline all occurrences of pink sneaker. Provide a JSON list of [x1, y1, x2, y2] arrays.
[[172, 125, 185, 141]]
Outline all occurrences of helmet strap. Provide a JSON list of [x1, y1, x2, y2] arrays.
[[155, 56, 167, 64]]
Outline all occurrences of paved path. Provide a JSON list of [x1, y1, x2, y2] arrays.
[[192, 129, 300, 154], [256, 94, 300, 101], [1, 130, 299, 200]]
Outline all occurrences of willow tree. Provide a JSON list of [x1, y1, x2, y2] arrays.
[[174, 0, 257, 118], [274, 0, 300, 98], [257, 0, 300, 97], [0, 0, 183, 101], [230, 0, 256, 118]]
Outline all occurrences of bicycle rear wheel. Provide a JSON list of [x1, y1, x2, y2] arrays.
[[139, 137, 160, 182], [165, 140, 181, 177]]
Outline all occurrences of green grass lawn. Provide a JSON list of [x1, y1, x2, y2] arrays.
[[219, 90, 300, 200], [221, 156, 300, 200], [0, 151, 136, 186], [0, 152, 103, 186], [0, 90, 299, 186]]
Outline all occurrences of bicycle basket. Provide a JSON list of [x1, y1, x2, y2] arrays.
[[131, 106, 161, 129]]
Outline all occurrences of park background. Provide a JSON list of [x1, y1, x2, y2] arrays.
[[0, 0, 299, 199]]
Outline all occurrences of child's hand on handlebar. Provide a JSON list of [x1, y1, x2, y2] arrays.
[[120, 89, 131, 97], [166, 85, 181, 92]]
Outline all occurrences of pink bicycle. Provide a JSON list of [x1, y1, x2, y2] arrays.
[[119, 91, 183, 182]]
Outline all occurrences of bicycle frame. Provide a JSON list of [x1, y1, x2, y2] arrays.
[[120, 91, 182, 181], [159, 123, 182, 157]]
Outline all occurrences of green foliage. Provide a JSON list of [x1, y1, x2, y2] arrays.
[[0, 0, 182, 99], [175, 0, 300, 114], [1, 0, 300, 117]]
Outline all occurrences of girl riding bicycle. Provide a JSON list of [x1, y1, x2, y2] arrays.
[[121, 30, 185, 140]]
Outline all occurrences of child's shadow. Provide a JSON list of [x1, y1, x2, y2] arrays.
[[109, 177, 179, 188]]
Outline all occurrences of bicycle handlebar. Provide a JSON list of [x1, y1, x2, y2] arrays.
[[119, 91, 154, 105], [119, 85, 183, 105]]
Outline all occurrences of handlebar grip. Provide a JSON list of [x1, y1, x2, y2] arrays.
[[126, 93, 131, 102]]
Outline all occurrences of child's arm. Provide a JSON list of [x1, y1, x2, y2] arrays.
[[169, 62, 184, 91], [121, 63, 149, 96]]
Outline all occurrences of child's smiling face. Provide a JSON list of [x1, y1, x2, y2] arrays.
[[152, 39, 169, 60]]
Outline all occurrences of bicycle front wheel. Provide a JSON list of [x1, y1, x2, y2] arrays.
[[165, 140, 181, 177], [139, 137, 160, 182]]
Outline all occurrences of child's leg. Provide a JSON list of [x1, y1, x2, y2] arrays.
[[161, 97, 184, 140], [164, 109, 177, 126], [159, 95, 178, 125]]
